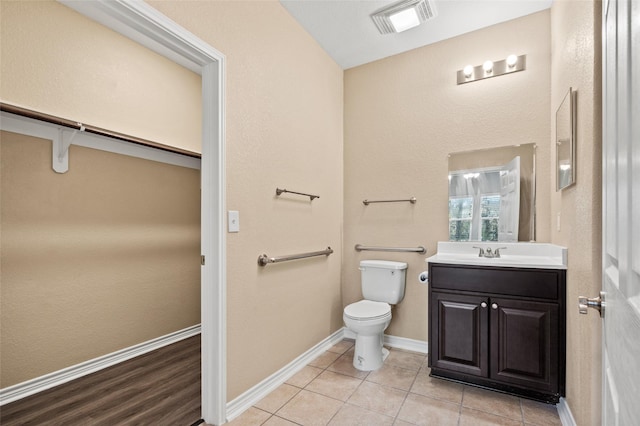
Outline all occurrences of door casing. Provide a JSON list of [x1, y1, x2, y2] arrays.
[[57, 1, 227, 424]]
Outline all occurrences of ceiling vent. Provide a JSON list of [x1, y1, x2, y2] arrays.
[[371, 0, 438, 34]]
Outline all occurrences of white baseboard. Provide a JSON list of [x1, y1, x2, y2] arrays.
[[0, 324, 201, 406], [225, 328, 346, 421], [343, 328, 428, 354], [557, 397, 577, 426], [384, 334, 428, 354]]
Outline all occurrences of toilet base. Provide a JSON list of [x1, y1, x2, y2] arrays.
[[352, 333, 389, 371]]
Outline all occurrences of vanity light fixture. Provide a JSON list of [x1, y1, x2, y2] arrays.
[[371, 0, 437, 35], [457, 54, 526, 85]]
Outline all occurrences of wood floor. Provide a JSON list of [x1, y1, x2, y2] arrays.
[[0, 335, 202, 426]]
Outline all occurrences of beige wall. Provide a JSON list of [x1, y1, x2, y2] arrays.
[[2, 0, 604, 418], [1, 0, 344, 402], [142, 1, 346, 401], [0, 1, 202, 153], [0, 131, 201, 387], [343, 11, 551, 341], [550, 0, 602, 424]]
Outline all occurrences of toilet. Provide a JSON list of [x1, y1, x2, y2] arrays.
[[343, 260, 408, 371]]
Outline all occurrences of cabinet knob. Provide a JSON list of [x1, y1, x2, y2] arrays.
[[481, 302, 487, 308], [491, 303, 498, 310]]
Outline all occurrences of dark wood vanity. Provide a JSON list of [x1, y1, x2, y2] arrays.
[[427, 262, 566, 403]]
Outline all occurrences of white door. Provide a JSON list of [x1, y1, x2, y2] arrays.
[[498, 156, 520, 242], [601, 0, 640, 424]]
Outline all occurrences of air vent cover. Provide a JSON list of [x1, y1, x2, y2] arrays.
[[371, 0, 437, 35]]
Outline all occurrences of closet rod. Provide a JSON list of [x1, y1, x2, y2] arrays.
[[0, 102, 201, 159]]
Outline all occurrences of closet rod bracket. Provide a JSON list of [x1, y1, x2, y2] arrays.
[[52, 124, 85, 174]]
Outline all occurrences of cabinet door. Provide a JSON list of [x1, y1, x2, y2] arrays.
[[490, 298, 558, 393], [430, 292, 488, 377]]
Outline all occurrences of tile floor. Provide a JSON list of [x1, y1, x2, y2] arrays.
[[227, 340, 562, 426]]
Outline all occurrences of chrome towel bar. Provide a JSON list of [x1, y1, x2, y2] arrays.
[[258, 246, 333, 267], [363, 197, 416, 205], [354, 244, 427, 254], [276, 188, 319, 201]]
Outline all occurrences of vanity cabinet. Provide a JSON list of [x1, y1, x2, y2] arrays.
[[428, 263, 566, 403]]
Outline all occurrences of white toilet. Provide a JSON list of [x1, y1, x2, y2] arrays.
[[343, 260, 408, 371]]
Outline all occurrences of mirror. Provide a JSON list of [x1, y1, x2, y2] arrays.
[[448, 143, 536, 242], [556, 88, 576, 191]]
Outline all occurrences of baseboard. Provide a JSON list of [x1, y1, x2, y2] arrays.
[[343, 329, 428, 354], [557, 397, 577, 426], [0, 324, 201, 406], [225, 328, 346, 421], [384, 334, 428, 354]]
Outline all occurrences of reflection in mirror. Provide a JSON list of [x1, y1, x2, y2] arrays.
[[556, 88, 576, 191], [448, 144, 536, 242]]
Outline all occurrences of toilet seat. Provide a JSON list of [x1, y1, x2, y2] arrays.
[[344, 300, 391, 321]]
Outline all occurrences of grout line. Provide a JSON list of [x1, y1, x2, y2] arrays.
[[457, 385, 466, 426]]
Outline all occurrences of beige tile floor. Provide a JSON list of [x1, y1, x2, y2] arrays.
[[227, 340, 562, 426]]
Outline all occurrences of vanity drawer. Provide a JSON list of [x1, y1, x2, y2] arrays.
[[429, 264, 561, 300]]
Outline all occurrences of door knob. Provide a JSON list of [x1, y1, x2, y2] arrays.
[[578, 291, 605, 318], [481, 302, 487, 308], [491, 303, 498, 310]]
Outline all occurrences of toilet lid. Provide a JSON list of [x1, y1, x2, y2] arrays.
[[344, 300, 391, 320]]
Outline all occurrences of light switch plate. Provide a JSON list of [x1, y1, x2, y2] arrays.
[[228, 210, 239, 233]]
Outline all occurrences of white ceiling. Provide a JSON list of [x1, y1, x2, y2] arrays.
[[279, 0, 552, 69]]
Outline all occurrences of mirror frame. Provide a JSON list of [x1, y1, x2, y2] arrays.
[[556, 88, 576, 191]]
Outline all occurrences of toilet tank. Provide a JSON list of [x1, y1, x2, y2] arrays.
[[360, 260, 408, 304]]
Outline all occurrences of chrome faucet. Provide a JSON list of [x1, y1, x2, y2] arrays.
[[473, 246, 507, 258], [494, 247, 507, 258]]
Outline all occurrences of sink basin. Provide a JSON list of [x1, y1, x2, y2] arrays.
[[426, 242, 567, 269]]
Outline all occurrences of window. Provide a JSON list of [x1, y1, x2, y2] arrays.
[[480, 195, 500, 241], [449, 197, 473, 241]]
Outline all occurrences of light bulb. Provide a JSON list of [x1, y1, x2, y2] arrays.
[[506, 54, 518, 68], [463, 65, 474, 78], [483, 60, 493, 73]]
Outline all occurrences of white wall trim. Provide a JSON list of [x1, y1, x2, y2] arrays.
[[343, 328, 429, 354], [0, 111, 201, 170], [557, 397, 577, 426], [57, 1, 227, 423], [225, 328, 346, 422], [0, 325, 201, 407], [384, 334, 429, 354]]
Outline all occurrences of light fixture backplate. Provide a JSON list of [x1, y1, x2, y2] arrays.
[[457, 55, 527, 85]]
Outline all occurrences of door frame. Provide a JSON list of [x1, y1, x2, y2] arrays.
[[58, 1, 227, 424]]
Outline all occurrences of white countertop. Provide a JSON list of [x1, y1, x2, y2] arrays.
[[426, 241, 567, 270]]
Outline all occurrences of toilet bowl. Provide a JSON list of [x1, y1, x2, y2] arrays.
[[344, 260, 407, 371], [343, 300, 392, 371]]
